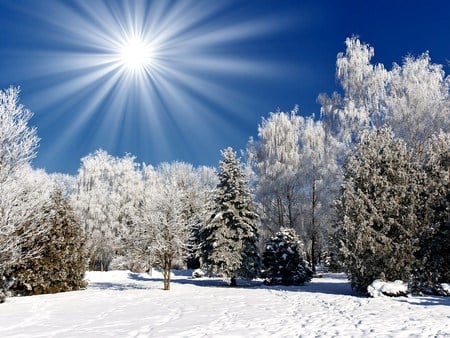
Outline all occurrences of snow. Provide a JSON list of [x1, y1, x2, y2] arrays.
[[367, 279, 408, 298], [1, 270, 449, 337], [441, 283, 450, 296]]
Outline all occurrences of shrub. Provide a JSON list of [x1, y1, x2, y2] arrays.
[[262, 227, 312, 285]]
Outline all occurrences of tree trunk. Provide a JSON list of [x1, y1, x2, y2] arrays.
[[311, 234, 316, 274], [229, 277, 237, 287], [163, 257, 172, 291], [277, 195, 284, 229], [310, 174, 317, 274]]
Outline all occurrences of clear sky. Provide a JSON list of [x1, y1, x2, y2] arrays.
[[0, 0, 449, 174]]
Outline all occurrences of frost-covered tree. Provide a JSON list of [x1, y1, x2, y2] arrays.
[[0, 87, 39, 182], [0, 167, 54, 299], [385, 53, 450, 152], [319, 36, 450, 152], [200, 147, 260, 286], [247, 108, 303, 235], [131, 163, 193, 290], [337, 127, 423, 292], [5, 189, 87, 296], [319, 37, 388, 144], [0, 87, 46, 301], [73, 150, 142, 270], [248, 110, 342, 272], [262, 227, 312, 285], [415, 132, 450, 287], [299, 117, 341, 272]]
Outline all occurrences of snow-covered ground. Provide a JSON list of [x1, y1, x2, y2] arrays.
[[0, 270, 449, 337]]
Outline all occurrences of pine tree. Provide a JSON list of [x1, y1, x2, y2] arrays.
[[262, 227, 312, 285], [6, 189, 87, 295], [200, 147, 260, 286], [337, 127, 423, 292]]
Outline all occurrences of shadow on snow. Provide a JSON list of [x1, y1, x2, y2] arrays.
[[89, 271, 450, 305]]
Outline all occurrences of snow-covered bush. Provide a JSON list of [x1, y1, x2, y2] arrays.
[[440, 284, 450, 296], [262, 227, 312, 286], [192, 269, 205, 278], [5, 190, 87, 295], [367, 279, 408, 298]]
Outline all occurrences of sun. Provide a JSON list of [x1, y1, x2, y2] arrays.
[[119, 37, 152, 72]]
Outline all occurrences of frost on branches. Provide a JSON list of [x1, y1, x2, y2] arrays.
[[337, 127, 423, 292], [200, 147, 260, 286], [262, 227, 312, 286], [248, 109, 342, 273], [72, 150, 143, 271], [319, 36, 450, 151], [415, 132, 450, 290], [0, 87, 45, 301], [130, 162, 212, 290], [0, 87, 39, 182], [5, 189, 87, 296], [247, 108, 303, 234]]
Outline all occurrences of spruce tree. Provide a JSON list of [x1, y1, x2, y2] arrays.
[[200, 147, 260, 286], [6, 189, 87, 295], [262, 227, 312, 285], [337, 127, 423, 292]]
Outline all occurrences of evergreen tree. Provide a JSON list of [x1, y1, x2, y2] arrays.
[[337, 127, 423, 292], [200, 147, 260, 286], [6, 189, 87, 295], [415, 132, 450, 289], [262, 227, 312, 285]]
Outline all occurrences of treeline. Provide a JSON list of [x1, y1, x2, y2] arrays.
[[0, 37, 448, 299]]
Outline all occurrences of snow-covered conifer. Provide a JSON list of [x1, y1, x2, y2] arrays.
[[337, 127, 423, 291], [6, 189, 87, 295], [0, 168, 54, 299], [200, 147, 260, 286], [262, 227, 312, 285], [415, 132, 450, 288]]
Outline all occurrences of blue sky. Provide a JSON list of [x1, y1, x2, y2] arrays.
[[0, 0, 449, 174]]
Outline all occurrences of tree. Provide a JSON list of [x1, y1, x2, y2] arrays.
[[248, 110, 342, 273], [385, 53, 450, 152], [262, 227, 312, 285], [72, 150, 142, 270], [0, 87, 45, 301], [337, 127, 423, 292], [0, 87, 39, 182], [0, 167, 55, 298], [5, 189, 87, 296], [319, 36, 450, 153], [200, 147, 260, 286], [415, 132, 450, 288], [298, 117, 341, 272], [131, 163, 192, 290], [247, 108, 303, 237]]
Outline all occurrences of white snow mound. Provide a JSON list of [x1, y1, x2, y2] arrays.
[[368, 279, 408, 297], [440, 283, 450, 296]]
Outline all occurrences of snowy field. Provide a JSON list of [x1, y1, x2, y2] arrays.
[[0, 270, 449, 337]]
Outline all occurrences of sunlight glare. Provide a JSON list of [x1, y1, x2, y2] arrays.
[[119, 37, 152, 72]]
